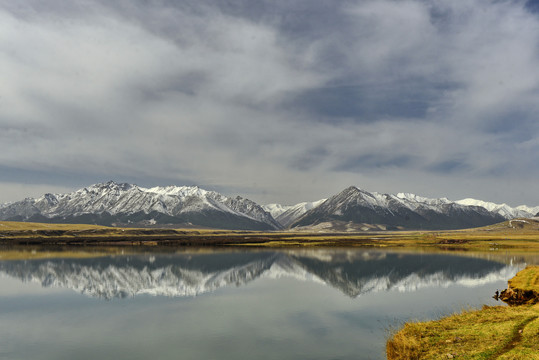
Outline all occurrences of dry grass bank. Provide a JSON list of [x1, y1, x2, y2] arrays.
[[509, 266, 539, 294], [387, 266, 539, 360]]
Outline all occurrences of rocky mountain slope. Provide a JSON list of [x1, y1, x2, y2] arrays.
[[0, 181, 280, 230], [455, 198, 539, 219], [1, 182, 537, 231], [263, 199, 326, 227], [290, 186, 508, 230]]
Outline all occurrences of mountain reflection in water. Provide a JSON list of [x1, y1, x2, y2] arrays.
[[0, 250, 525, 299]]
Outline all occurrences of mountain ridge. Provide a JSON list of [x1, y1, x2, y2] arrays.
[[263, 199, 327, 227], [0, 182, 538, 230], [0, 181, 280, 230], [290, 186, 510, 230]]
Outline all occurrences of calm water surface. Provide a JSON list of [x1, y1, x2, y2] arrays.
[[0, 248, 536, 360]]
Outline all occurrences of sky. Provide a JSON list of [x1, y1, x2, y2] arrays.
[[1, 0, 539, 206]]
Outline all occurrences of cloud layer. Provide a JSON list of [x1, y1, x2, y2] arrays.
[[1, 0, 538, 206]]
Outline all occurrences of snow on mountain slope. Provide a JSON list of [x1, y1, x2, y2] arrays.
[[1, 182, 537, 230], [273, 199, 327, 227], [0, 181, 280, 230], [516, 205, 539, 217], [262, 204, 293, 219], [291, 186, 511, 230], [456, 198, 539, 219], [394, 192, 453, 211], [394, 193, 538, 220]]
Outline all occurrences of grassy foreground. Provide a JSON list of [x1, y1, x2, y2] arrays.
[[387, 266, 539, 359]]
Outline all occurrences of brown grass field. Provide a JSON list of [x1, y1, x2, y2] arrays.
[[1, 218, 539, 251]]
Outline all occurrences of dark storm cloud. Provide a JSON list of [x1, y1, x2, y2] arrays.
[[427, 159, 470, 174], [525, 0, 539, 13], [480, 108, 539, 141], [1, 0, 539, 206], [289, 146, 330, 171], [285, 81, 448, 121], [334, 154, 416, 172]]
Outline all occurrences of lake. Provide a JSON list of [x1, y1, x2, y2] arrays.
[[0, 248, 535, 360]]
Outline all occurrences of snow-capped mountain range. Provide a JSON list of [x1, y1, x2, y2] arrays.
[[0, 251, 522, 299], [0, 181, 537, 230], [289, 186, 538, 230], [0, 181, 280, 230], [455, 198, 539, 219]]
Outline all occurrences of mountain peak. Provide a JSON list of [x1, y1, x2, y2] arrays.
[[146, 185, 208, 198], [2, 182, 538, 231], [0, 182, 280, 230], [87, 181, 134, 192], [337, 186, 364, 199], [290, 186, 518, 230]]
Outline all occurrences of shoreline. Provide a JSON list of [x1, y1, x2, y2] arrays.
[[386, 266, 539, 359]]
